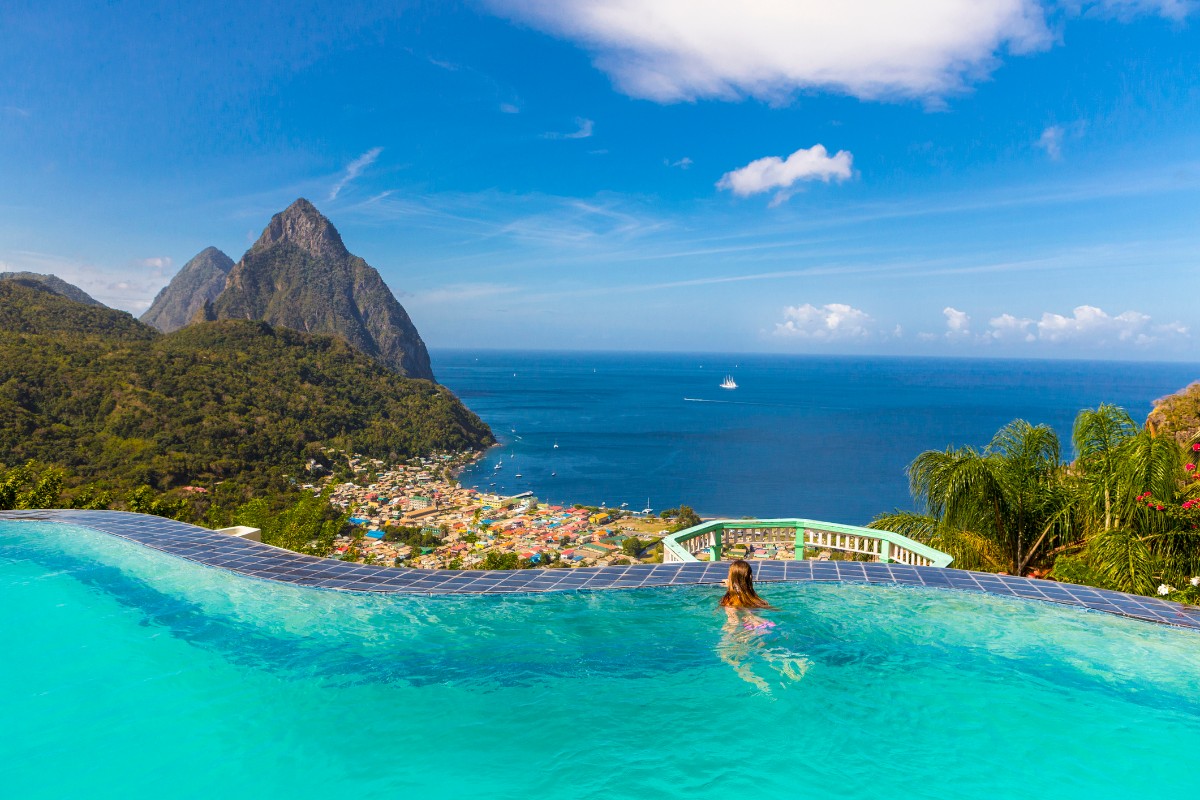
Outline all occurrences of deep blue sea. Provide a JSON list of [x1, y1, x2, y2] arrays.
[[435, 351, 1198, 524]]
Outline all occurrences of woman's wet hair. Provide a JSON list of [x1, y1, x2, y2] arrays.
[[719, 559, 770, 608]]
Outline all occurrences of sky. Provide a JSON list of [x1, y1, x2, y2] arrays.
[[1, 0, 1198, 359]]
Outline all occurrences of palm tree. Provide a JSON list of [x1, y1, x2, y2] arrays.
[[872, 419, 1073, 575], [1063, 405, 1195, 594], [1072, 404, 1181, 533]]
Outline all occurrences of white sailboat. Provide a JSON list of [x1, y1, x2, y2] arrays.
[[720, 375, 738, 390]]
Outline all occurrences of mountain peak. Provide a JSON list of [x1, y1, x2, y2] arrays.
[[140, 247, 234, 333], [208, 200, 435, 381], [253, 198, 348, 261]]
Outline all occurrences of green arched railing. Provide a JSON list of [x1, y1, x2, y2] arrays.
[[661, 519, 953, 567]]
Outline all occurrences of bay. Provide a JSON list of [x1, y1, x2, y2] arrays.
[[435, 351, 1198, 525]]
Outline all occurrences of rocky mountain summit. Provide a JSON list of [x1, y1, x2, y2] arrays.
[[189, 198, 435, 381], [140, 246, 234, 333], [0, 271, 104, 307]]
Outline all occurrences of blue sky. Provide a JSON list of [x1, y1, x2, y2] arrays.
[[2, 1, 1198, 359]]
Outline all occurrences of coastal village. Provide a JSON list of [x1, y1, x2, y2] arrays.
[[315, 451, 671, 569]]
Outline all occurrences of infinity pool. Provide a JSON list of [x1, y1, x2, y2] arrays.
[[4, 520, 1199, 799]]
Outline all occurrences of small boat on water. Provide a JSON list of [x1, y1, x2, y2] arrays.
[[720, 375, 738, 390], [553, 440, 559, 449], [515, 473, 523, 478], [494, 461, 502, 470]]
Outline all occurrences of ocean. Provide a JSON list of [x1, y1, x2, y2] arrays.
[[436, 351, 1198, 525]]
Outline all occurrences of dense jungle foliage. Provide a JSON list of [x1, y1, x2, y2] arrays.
[[0, 282, 493, 497], [872, 404, 1200, 602]]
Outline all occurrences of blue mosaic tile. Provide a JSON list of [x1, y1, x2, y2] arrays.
[[6, 509, 1200, 631]]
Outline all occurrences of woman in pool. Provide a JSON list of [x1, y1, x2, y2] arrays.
[[718, 560, 807, 691], [719, 558, 773, 611]]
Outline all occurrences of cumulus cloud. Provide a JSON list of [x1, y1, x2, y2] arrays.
[[543, 117, 594, 139], [988, 313, 1037, 342], [1037, 125, 1064, 160], [1036, 305, 1154, 343], [774, 303, 873, 340], [138, 257, 173, 270], [329, 147, 383, 201], [487, 0, 1057, 102], [718, 145, 852, 205], [984, 305, 1188, 345], [943, 306, 971, 337]]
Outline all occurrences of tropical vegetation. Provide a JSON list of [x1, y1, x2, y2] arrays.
[[0, 281, 493, 497], [872, 404, 1200, 601]]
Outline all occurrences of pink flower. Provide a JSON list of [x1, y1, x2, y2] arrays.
[[1188, 464, 1196, 472], [1157, 505, 1165, 511], [1193, 443, 1200, 452]]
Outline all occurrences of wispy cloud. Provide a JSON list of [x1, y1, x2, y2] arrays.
[[1037, 125, 1064, 160], [543, 117, 594, 140], [1090, 0, 1196, 21], [412, 283, 518, 304], [666, 157, 693, 169], [2, 106, 30, 118], [718, 145, 853, 205], [329, 147, 383, 201], [499, 102, 520, 114], [138, 257, 173, 270]]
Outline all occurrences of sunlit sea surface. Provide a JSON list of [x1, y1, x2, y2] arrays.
[[4, 520, 1199, 799], [440, 351, 1198, 521]]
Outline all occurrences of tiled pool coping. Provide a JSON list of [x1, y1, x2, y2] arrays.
[[5, 509, 1200, 631]]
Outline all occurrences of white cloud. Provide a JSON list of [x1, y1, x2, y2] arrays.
[[943, 306, 970, 336], [138, 257, 173, 270], [1037, 125, 1064, 160], [718, 144, 852, 205], [1036, 305, 1153, 342], [328, 147, 383, 201], [488, 0, 1055, 102], [983, 305, 1188, 345], [500, 103, 521, 114], [988, 313, 1036, 342], [774, 303, 873, 340], [543, 117, 594, 139], [667, 156, 693, 169]]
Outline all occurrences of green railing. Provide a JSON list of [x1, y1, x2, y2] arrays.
[[661, 519, 953, 567]]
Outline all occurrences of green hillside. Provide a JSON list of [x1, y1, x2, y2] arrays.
[[0, 281, 492, 492]]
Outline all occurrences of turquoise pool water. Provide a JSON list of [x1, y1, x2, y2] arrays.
[[4, 520, 1199, 799]]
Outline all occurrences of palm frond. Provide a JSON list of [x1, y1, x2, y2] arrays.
[[1085, 529, 1157, 596]]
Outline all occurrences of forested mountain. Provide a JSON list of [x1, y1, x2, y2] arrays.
[[0, 281, 492, 492], [141, 246, 234, 332], [201, 198, 436, 381], [0, 271, 104, 307]]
